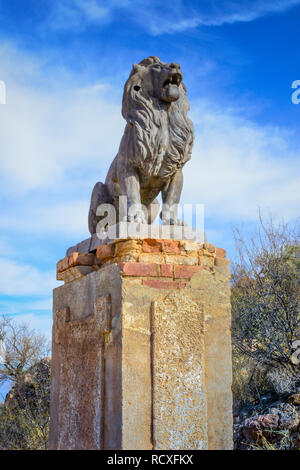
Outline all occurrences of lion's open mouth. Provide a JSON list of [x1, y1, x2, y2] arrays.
[[163, 73, 182, 88]]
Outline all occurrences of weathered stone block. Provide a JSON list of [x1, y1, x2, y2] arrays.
[[216, 247, 226, 258], [163, 239, 180, 253], [68, 252, 95, 267], [50, 240, 233, 450], [96, 244, 115, 261], [152, 292, 207, 449], [56, 265, 93, 282], [142, 279, 179, 289], [139, 252, 165, 264], [165, 253, 198, 265], [114, 239, 142, 257], [160, 264, 173, 278], [119, 262, 159, 277], [142, 238, 163, 253], [174, 264, 203, 279], [179, 240, 199, 253]]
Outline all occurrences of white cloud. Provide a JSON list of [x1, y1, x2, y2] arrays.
[[7, 313, 53, 339], [47, 0, 112, 30], [0, 258, 56, 296], [0, 199, 89, 239], [45, 0, 300, 35], [0, 297, 52, 315], [142, 0, 300, 35], [0, 44, 123, 195], [183, 101, 300, 221]]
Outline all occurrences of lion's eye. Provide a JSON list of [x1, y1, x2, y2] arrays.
[[134, 85, 141, 91]]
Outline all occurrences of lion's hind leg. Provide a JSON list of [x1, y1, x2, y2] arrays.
[[147, 199, 160, 224], [88, 182, 112, 235]]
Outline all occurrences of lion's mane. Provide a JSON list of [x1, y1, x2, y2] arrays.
[[120, 56, 194, 178]]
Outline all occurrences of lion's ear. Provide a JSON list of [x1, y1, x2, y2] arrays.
[[132, 63, 142, 74]]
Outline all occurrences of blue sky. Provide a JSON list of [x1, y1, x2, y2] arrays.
[[0, 0, 299, 338]]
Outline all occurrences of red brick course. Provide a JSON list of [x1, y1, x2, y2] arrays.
[[96, 244, 115, 261], [174, 265, 203, 279], [160, 264, 174, 277], [69, 252, 95, 267], [142, 239, 163, 253], [142, 279, 179, 289], [163, 240, 180, 254], [119, 262, 159, 277], [215, 247, 226, 258]]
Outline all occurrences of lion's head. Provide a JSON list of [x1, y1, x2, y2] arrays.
[[120, 56, 194, 178]]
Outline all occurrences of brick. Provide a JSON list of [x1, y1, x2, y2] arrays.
[[57, 266, 93, 282], [203, 242, 216, 254], [57, 258, 67, 273], [165, 254, 198, 265], [142, 279, 178, 289], [163, 240, 180, 254], [178, 281, 187, 288], [216, 247, 226, 258], [96, 244, 115, 261], [179, 240, 199, 253], [198, 249, 215, 259], [119, 262, 159, 277], [142, 239, 163, 253], [174, 265, 202, 279], [199, 254, 215, 268], [160, 264, 173, 277], [139, 252, 165, 264], [69, 252, 95, 267], [113, 253, 139, 263], [214, 258, 230, 267], [114, 240, 142, 257]]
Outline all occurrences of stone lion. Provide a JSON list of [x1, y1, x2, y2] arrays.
[[88, 56, 194, 234]]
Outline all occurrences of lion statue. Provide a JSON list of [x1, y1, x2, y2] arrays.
[[88, 56, 194, 234]]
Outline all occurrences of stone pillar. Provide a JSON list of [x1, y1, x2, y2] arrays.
[[49, 239, 232, 450]]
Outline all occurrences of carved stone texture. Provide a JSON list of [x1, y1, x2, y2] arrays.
[[49, 265, 123, 450], [50, 249, 233, 450], [151, 292, 207, 450]]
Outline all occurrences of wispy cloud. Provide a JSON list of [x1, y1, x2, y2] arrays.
[[0, 45, 123, 194], [3, 312, 53, 339], [47, 0, 129, 31], [183, 100, 300, 221], [46, 0, 300, 35], [0, 200, 89, 239], [142, 0, 300, 35], [0, 258, 56, 296], [48, 0, 111, 30]]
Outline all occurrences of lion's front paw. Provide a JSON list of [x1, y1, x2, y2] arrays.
[[127, 210, 147, 224], [162, 217, 187, 226]]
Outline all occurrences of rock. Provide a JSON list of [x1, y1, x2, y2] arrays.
[[235, 399, 300, 449], [277, 403, 300, 431], [288, 393, 300, 406], [268, 407, 281, 415], [242, 414, 279, 441]]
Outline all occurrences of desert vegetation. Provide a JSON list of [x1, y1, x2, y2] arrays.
[[231, 214, 300, 449], [0, 317, 50, 450]]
